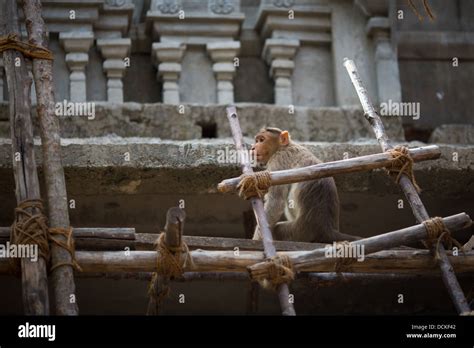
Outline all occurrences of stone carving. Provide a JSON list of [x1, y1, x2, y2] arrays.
[[158, 0, 181, 14], [210, 0, 234, 15], [273, 0, 294, 8]]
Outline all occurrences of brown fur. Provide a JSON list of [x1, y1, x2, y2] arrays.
[[251, 128, 359, 243]]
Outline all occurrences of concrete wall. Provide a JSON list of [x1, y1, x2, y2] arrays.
[[124, 53, 162, 103], [330, 0, 378, 106], [179, 46, 217, 104], [292, 46, 335, 107], [395, 0, 474, 136], [50, 34, 69, 102], [234, 57, 274, 103]]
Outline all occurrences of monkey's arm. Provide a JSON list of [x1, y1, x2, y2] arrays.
[[252, 187, 286, 240]]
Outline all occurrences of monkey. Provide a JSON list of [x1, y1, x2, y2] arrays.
[[250, 127, 360, 243]]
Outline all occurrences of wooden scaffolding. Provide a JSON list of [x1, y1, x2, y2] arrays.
[[0, 0, 472, 317]]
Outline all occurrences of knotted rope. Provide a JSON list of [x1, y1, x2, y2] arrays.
[[237, 170, 272, 200], [423, 217, 464, 259], [10, 199, 50, 273], [0, 34, 54, 60], [407, 0, 435, 21], [49, 227, 82, 272], [147, 232, 194, 312], [248, 254, 294, 290], [385, 145, 421, 193], [9, 199, 81, 274], [333, 241, 358, 273]]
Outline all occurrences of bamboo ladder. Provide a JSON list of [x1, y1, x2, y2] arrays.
[[215, 60, 472, 315]]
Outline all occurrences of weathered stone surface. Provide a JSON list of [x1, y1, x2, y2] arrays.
[[0, 102, 405, 141], [0, 138, 472, 241], [429, 124, 474, 144], [0, 138, 471, 195]]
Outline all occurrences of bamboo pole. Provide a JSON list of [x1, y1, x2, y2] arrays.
[[1, 213, 469, 274], [1, 0, 50, 315], [226, 106, 296, 316], [21, 0, 78, 315], [147, 207, 185, 315], [1, 247, 471, 275], [249, 213, 471, 273], [0, 228, 326, 251], [343, 58, 471, 314], [218, 145, 440, 193]]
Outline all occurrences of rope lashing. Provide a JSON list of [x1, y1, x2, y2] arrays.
[[0, 34, 54, 60], [148, 232, 195, 310], [237, 170, 272, 200], [248, 254, 294, 290], [10, 199, 50, 273], [10, 199, 81, 274], [385, 145, 421, 193], [423, 217, 464, 259], [333, 241, 358, 273], [49, 227, 82, 272]]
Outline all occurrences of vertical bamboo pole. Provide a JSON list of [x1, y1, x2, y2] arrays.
[[1, 0, 49, 315], [226, 106, 296, 316], [21, 0, 79, 316], [343, 58, 471, 314], [147, 207, 185, 315]]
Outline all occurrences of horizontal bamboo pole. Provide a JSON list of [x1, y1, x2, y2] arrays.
[[0, 214, 471, 275], [1, 248, 471, 275], [250, 213, 471, 273], [217, 145, 440, 193], [0, 227, 135, 240], [135, 234, 326, 251], [0, 228, 326, 251]]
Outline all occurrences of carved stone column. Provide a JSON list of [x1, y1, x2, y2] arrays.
[[152, 42, 186, 104], [366, 16, 402, 104], [262, 38, 299, 105], [97, 38, 131, 102], [207, 41, 240, 104], [59, 32, 94, 102]]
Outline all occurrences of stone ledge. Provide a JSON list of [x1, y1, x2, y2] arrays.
[[0, 102, 405, 141], [0, 138, 471, 196]]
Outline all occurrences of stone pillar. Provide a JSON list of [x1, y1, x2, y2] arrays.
[[0, 58, 4, 102], [97, 38, 131, 103], [152, 42, 186, 104], [59, 32, 94, 102], [262, 38, 299, 105], [366, 17, 402, 104], [206, 41, 240, 104]]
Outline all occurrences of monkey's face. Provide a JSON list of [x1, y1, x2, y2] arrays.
[[251, 131, 281, 165]]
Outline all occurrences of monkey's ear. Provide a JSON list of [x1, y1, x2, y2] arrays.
[[280, 131, 290, 145]]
